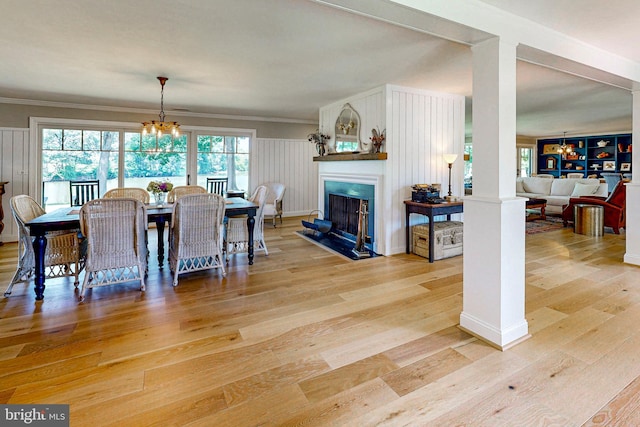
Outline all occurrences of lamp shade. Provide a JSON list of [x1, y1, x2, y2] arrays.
[[443, 154, 458, 164]]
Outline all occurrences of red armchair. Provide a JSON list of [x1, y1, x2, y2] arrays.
[[562, 180, 626, 234]]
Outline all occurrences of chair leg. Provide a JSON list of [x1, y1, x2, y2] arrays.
[[139, 263, 146, 291], [4, 274, 19, 297], [4, 265, 31, 297]]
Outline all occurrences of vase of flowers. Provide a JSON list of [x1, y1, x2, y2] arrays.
[[147, 180, 173, 206], [308, 130, 330, 156]]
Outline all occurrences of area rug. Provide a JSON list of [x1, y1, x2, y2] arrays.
[[525, 216, 566, 235]]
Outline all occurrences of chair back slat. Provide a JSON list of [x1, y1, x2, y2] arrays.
[[70, 180, 100, 206], [206, 177, 228, 196]]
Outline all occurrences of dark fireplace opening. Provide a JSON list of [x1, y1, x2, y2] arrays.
[[323, 180, 375, 249], [328, 194, 362, 241], [298, 180, 378, 260]]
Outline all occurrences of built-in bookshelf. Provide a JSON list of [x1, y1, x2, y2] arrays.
[[537, 133, 632, 178]]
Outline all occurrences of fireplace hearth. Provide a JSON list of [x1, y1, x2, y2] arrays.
[[296, 178, 380, 260], [296, 230, 379, 260]]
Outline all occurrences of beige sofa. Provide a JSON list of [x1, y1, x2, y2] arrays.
[[516, 177, 607, 214]]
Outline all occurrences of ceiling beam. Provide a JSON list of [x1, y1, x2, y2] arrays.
[[317, 0, 640, 90]]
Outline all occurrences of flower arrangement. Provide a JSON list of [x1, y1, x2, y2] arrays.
[[370, 127, 385, 153], [147, 180, 173, 194], [308, 129, 331, 156]]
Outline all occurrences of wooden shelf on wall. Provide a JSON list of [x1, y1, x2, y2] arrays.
[[313, 152, 387, 162]]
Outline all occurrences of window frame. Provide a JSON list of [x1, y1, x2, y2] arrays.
[[190, 127, 255, 189], [29, 118, 256, 204]]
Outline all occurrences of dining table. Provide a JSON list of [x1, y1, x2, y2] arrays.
[[26, 197, 257, 300]]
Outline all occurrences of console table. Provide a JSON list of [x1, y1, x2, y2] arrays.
[[404, 200, 464, 263], [0, 181, 7, 246]]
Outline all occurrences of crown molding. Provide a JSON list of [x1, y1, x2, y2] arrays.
[[0, 97, 318, 125]]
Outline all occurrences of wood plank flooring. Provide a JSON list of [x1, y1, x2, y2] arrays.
[[0, 216, 639, 426]]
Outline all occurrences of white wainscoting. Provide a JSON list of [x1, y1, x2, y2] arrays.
[[317, 85, 465, 255], [1, 128, 30, 242], [1, 132, 319, 243], [319, 86, 385, 154], [251, 138, 318, 217], [386, 85, 466, 254]]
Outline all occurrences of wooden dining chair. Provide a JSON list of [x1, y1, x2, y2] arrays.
[[70, 180, 100, 206], [206, 177, 228, 196]]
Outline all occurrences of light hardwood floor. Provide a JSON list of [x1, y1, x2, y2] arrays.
[[1, 217, 639, 426]]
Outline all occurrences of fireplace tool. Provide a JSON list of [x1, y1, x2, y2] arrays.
[[301, 210, 332, 236], [352, 199, 371, 258]]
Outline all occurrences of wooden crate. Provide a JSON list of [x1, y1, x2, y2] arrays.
[[412, 221, 463, 260]]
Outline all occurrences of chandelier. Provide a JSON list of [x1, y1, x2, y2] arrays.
[[557, 131, 571, 155], [142, 76, 180, 137]]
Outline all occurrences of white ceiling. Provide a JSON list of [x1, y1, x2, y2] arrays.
[[0, 0, 637, 137]]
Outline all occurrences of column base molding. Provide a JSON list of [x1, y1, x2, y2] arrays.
[[460, 312, 530, 351]]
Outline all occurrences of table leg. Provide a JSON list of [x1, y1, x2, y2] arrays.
[[155, 218, 165, 269], [247, 214, 255, 265], [428, 214, 435, 263], [541, 205, 546, 220], [32, 234, 47, 300], [405, 208, 411, 254]]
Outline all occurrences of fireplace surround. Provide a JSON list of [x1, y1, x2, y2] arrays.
[[325, 181, 375, 249], [318, 172, 382, 254]]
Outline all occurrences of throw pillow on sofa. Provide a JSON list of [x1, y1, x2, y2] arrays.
[[571, 182, 600, 197], [550, 179, 579, 196], [522, 177, 553, 195]]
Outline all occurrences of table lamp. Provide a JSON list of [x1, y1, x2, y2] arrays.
[[443, 154, 458, 197]]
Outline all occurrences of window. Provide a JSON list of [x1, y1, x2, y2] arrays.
[[42, 128, 118, 209], [518, 147, 533, 177], [123, 132, 188, 189], [37, 119, 254, 211], [40, 124, 189, 211], [464, 143, 472, 190], [195, 134, 250, 192]]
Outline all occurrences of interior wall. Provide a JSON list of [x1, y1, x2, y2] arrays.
[[319, 86, 386, 153], [0, 101, 320, 243], [386, 85, 466, 253], [317, 84, 465, 255], [251, 138, 318, 217], [0, 102, 317, 139], [0, 128, 29, 242]]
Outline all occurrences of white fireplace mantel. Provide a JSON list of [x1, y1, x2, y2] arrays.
[[319, 162, 385, 254]]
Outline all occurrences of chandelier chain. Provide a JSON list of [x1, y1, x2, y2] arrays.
[[141, 76, 179, 137]]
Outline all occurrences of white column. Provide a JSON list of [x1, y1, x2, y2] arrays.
[[460, 37, 529, 349], [624, 90, 640, 265]]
